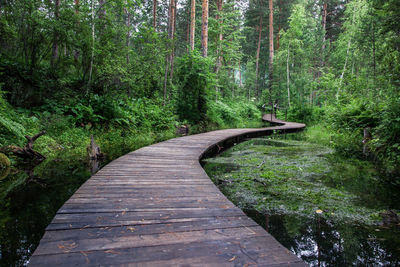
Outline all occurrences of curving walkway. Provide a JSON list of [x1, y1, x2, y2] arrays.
[[29, 115, 306, 266]]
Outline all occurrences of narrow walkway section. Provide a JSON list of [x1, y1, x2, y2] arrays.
[[29, 115, 306, 266]]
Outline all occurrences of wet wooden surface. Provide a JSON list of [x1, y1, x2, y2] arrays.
[[29, 115, 306, 266]]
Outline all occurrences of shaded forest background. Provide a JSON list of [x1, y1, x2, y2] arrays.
[[0, 0, 399, 178]]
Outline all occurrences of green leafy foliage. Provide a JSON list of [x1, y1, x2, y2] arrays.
[[175, 52, 214, 124]]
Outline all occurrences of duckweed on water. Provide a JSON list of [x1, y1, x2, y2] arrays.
[[204, 137, 399, 225]]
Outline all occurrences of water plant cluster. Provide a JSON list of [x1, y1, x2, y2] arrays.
[[204, 137, 399, 225]]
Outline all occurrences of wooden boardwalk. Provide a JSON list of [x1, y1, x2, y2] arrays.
[[29, 115, 306, 266]]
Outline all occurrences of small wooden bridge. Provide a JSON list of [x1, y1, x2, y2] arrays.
[[29, 115, 306, 266]]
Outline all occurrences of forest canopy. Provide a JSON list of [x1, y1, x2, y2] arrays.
[[0, 0, 399, 175]]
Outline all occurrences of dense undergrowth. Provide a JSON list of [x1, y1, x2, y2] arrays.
[[0, 90, 262, 169], [204, 137, 396, 225], [280, 98, 400, 184]]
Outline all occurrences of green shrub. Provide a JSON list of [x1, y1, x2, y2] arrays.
[[175, 52, 214, 124], [286, 104, 324, 124], [207, 100, 262, 128]]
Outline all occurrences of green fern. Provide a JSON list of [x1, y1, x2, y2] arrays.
[[0, 115, 26, 143]]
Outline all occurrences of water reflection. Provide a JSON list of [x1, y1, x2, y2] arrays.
[[204, 136, 400, 266], [246, 210, 400, 266], [0, 157, 99, 266]]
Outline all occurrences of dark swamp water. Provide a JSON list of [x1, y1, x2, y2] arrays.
[[0, 158, 104, 266], [203, 135, 400, 266]]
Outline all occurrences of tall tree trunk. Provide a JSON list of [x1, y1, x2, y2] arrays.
[[74, 0, 80, 63], [51, 0, 60, 67], [215, 0, 223, 73], [186, 4, 190, 51], [337, 10, 355, 100], [189, 0, 196, 51], [88, 0, 95, 93], [163, 0, 174, 105], [153, 0, 157, 30], [163, 56, 169, 105], [255, 13, 263, 98], [201, 0, 209, 57], [268, 0, 274, 102], [321, 1, 327, 68], [125, 3, 131, 64], [170, 0, 177, 81], [337, 38, 351, 100], [167, 0, 173, 38], [276, 0, 281, 50], [239, 59, 242, 87], [372, 21, 376, 84], [287, 42, 290, 107]]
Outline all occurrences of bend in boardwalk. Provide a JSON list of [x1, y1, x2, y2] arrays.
[[29, 115, 306, 266]]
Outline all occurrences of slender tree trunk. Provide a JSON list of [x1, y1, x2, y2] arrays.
[[88, 0, 95, 93], [153, 0, 157, 30], [170, 0, 177, 82], [337, 3, 356, 100], [287, 42, 290, 107], [268, 0, 274, 101], [186, 4, 190, 51], [167, 0, 173, 38], [255, 14, 263, 97], [163, 0, 174, 105], [276, 0, 282, 50], [74, 0, 80, 63], [216, 0, 223, 73], [125, 4, 131, 64], [372, 21, 376, 84], [321, 1, 327, 67], [163, 56, 169, 105], [51, 0, 60, 67], [239, 59, 242, 87], [201, 0, 209, 57], [337, 38, 351, 100], [190, 0, 196, 51]]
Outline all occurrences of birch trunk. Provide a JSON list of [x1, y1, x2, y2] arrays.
[[337, 38, 351, 100]]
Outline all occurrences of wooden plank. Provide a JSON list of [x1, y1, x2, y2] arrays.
[[33, 226, 268, 255], [47, 209, 245, 230], [30, 236, 304, 266], [42, 216, 258, 241]]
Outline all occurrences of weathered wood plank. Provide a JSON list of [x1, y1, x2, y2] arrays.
[[43, 216, 258, 240], [30, 237, 303, 266]]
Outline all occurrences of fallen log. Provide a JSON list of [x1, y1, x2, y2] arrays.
[[0, 131, 46, 162]]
